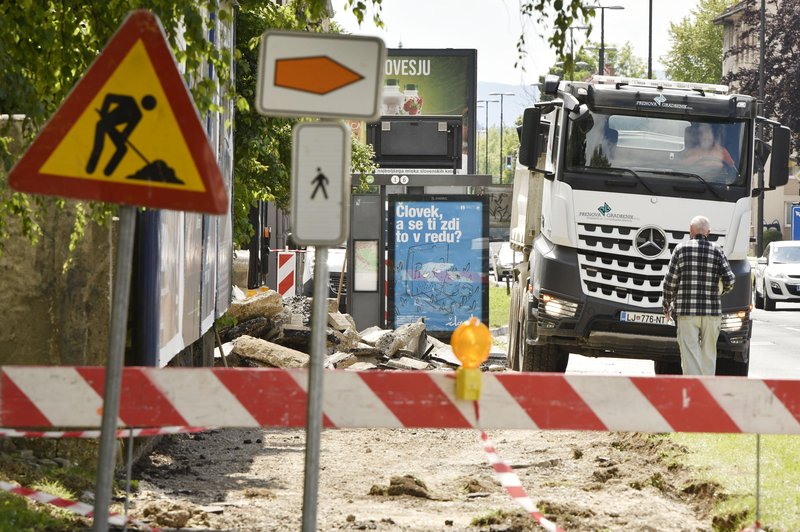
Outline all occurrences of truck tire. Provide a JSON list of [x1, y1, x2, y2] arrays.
[[653, 360, 682, 375], [507, 280, 523, 371], [764, 290, 776, 311], [754, 286, 764, 309], [523, 343, 569, 372], [716, 349, 749, 376]]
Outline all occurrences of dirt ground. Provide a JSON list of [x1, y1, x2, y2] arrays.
[[124, 426, 724, 531]]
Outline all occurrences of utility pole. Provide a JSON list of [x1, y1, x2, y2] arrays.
[[490, 92, 514, 183]]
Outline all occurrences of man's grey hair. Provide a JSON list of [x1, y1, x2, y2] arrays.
[[690, 215, 711, 234]]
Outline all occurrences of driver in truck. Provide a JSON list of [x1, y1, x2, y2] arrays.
[[682, 123, 736, 180]]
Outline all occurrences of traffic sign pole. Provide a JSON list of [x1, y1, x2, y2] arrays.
[[92, 205, 137, 531], [302, 246, 328, 532]]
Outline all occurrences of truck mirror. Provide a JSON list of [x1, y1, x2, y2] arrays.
[[518, 107, 542, 168], [543, 74, 560, 96], [768, 124, 791, 188], [755, 139, 771, 170]]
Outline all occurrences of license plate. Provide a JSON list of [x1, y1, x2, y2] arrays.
[[620, 311, 674, 326]]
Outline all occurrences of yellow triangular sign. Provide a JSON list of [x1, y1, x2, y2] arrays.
[[8, 10, 228, 214]]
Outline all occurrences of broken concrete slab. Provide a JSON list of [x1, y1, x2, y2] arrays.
[[326, 351, 357, 369], [227, 289, 284, 322], [231, 335, 309, 369], [384, 357, 431, 371], [344, 361, 378, 371], [328, 312, 352, 332], [393, 320, 427, 356], [359, 326, 391, 345]]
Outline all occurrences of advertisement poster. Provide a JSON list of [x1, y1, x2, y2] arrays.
[[388, 195, 488, 335], [356, 49, 476, 174]]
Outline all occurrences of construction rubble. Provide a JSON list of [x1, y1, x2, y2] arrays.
[[217, 289, 506, 372]]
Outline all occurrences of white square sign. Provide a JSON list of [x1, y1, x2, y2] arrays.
[[257, 31, 385, 120], [291, 122, 352, 245]]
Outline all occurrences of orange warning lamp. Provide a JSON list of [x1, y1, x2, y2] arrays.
[[451, 317, 492, 400]]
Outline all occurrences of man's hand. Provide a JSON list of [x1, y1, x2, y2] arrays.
[[663, 304, 672, 321]]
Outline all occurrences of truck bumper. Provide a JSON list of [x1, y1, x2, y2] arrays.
[[528, 243, 751, 361]]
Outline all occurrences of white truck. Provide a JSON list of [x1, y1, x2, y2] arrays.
[[507, 75, 790, 376]]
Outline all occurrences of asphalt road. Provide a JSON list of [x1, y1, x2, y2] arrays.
[[565, 302, 800, 378]]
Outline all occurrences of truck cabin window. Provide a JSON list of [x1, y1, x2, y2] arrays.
[[565, 113, 747, 187]]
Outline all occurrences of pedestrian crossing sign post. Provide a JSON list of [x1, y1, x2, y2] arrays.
[[291, 122, 351, 246], [7, 10, 227, 215]]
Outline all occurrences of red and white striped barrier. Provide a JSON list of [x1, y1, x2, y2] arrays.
[[277, 251, 296, 297], [0, 481, 157, 530], [0, 425, 208, 439], [2, 367, 800, 434]]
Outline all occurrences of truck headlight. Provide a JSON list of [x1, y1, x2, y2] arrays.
[[721, 310, 747, 332], [541, 293, 579, 319]]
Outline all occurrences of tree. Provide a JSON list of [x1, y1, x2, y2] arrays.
[[548, 41, 645, 80], [723, 0, 800, 156], [0, 0, 596, 252], [662, 0, 738, 83]]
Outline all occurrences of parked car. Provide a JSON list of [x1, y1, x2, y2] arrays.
[[302, 244, 348, 310], [754, 240, 800, 311], [492, 242, 523, 281]]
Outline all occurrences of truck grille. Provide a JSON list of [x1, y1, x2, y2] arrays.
[[576, 223, 724, 308]]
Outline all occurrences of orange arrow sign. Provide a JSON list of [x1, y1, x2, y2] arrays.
[[275, 56, 364, 95]]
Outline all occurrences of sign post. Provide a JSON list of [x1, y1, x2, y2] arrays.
[[7, 10, 228, 529], [256, 29, 384, 532]]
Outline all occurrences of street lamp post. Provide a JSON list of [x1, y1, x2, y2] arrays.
[[476, 99, 498, 175], [568, 25, 589, 73], [489, 92, 514, 183], [594, 4, 624, 76]]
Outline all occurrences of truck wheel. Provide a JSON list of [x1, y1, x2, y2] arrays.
[[754, 287, 764, 309], [764, 291, 776, 311], [523, 343, 569, 372], [716, 349, 749, 376], [653, 360, 682, 375]]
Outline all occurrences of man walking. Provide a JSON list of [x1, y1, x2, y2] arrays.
[[662, 215, 735, 375]]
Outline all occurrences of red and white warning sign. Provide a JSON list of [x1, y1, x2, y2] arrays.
[[277, 251, 296, 297]]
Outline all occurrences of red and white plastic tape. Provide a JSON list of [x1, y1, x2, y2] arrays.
[[0, 480, 157, 530], [2, 367, 800, 434], [0, 425, 209, 439], [480, 431, 564, 532]]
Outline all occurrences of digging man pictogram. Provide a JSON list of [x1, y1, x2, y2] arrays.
[[86, 93, 182, 184]]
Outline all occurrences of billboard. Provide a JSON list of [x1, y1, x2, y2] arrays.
[[388, 195, 488, 336], [361, 49, 477, 174]]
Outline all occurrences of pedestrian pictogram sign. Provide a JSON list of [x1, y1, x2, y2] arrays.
[[291, 122, 351, 246], [257, 31, 385, 120], [8, 10, 228, 215]]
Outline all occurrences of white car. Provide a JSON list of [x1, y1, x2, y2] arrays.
[[492, 242, 523, 281], [754, 240, 800, 311], [301, 244, 348, 303]]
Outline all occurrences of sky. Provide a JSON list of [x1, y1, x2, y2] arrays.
[[333, 0, 703, 86]]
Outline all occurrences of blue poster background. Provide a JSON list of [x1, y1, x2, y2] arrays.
[[389, 196, 488, 333]]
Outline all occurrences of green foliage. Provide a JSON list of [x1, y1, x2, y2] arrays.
[[662, 0, 737, 83], [670, 433, 800, 531], [549, 40, 645, 80], [763, 228, 783, 249], [724, 0, 800, 157], [0, 492, 84, 531], [476, 126, 521, 183], [518, 1, 594, 72], [489, 282, 511, 329], [0, 0, 234, 256]]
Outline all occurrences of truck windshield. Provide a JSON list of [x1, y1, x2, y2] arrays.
[[565, 112, 748, 189]]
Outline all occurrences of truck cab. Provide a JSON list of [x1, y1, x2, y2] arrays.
[[507, 75, 791, 376]]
